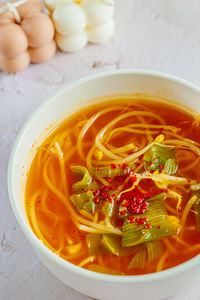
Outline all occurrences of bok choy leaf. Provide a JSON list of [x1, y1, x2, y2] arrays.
[[122, 194, 179, 247], [70, 165, 92, 192], [143, 142, 177, 174]]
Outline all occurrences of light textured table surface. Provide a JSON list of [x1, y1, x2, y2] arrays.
[[1, 0, 200, 299]]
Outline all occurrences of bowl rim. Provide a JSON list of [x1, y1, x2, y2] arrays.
[[7, 69, 200, 283]]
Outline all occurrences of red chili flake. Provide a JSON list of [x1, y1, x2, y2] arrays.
[[129, 151, 134, 154], [97, 168, 100, 171], [93, 189, 100, 196], [81, 188, 85, 191], [86, 199, 89, 203], [52, 236, 55, 240], [122, 163, 127, 170], [120, 210, 127, 216], [136, 217, 145, 225], [158, 128, 164, 135], [108, 196, 112, 203], [128, 216, 136, 224], [112, 194, 116, 197], [149, 162, 153, 166], [117, 219, 124, 227], [143, 217, 148, 223], [159, 165, 164, 171], [157, 225, 161, 229], [38, 200, 41, 204], [118, 176, 124, 183], [165, 258, 169, 262], [146, 224, 152, 229], [184, 186, 188, 191], [94, 197, 100, 204], [110, 163, 117, 169], [187, 179, 191, 183]]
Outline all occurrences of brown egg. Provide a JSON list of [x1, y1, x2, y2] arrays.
[[0, 23, 28, 58], [21, 13, 55, 48], [0, 4, 15, 26], [10, 0, 42, 19], [0, 51, 30, 73], [29, 40, 56, 63]]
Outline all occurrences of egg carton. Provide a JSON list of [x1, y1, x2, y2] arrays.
[[0, 0, 56, 73], [45, 0, 115, 53]]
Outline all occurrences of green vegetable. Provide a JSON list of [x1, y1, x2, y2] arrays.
[[87, 234, 109, 255], [119, 192, 166, 219], [88, 264, 125, 275], [127, 249, 147, 269], [127, 241, 162, 269], [192, 191, 200, 232], [122, 194, 179, 247], [102, 234, 145, 256], [70, 165, 99, 214], [70, 165, 92, 192], [102, 198, 115, 217], [164, 158, 178, 174], [89, 163, 135, 178], [146, 241, 163, 263], [70, 190, 95, 213], [143, 142, 177, 174]]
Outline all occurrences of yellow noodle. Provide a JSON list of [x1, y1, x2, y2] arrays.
[[95, 111, 165, 160], [107, 143, 137, 154], [116, 178, 142, 201], [167, 190, 182, 210], [156, 251, 169, 272], [92, 142, 155, 166], [78, 106, 124, 160], [163, 140, 200, 156], [29, 190, 55, 252], [165, 131, 200, 148], [126, 123, 179, 132], [107, 128, 159, 142], [181, 156, 200, 172], [54, 142, 68, 196], [171, 235, 190, 247], [80, 209, 94, 221], [163, 239, 177, 254], [79, 256, 97, 268], [181, 195, 198, 231], [183, 244, 200, 254], [73, 120, 87, 138], [93, 211, 99, 223], [165, 203, 178, 215], [137, 115, 153, 142]]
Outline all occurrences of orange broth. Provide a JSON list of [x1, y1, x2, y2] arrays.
[[25, 98, 200, 275]]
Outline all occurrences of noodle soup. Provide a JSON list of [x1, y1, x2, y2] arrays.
[[25, 95, 200, 276]]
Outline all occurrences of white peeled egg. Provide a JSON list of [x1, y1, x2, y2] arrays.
[[82, 0, 114, 27], [53, 3, 87, 36], [56, 31, 88, 52], [44, 0, 73, 12], [87, 19, 114, 44]]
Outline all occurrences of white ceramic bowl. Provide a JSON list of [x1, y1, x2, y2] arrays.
[[8, 70, 200, 300]]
